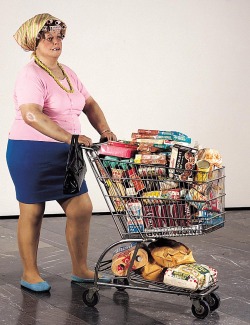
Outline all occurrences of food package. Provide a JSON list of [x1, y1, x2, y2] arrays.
[[161, 189, 181, 200], [149, 240, 196, 268], [106, 179, 126, 212], [158, 131, 191, 143], [127, 168, 145, 192], [140, 261, 164, 282], [140, 154, 167, 165], [169, 144, 197, 181], [136, 138, 165, 145], [158, 178, 179, 190], [125, 187, 137, 196], [206, 189, 223, 212], [95, 159, 110, 179], [192, 183, 211, 196], [141, 200, 191, 227], [111, 243, 148, 276], [163, 264, 218, 290], [134, 154, 142, 163], [137, 142, 162, 153], [103, 155, 120, 168], [142, 191, 162, 205], [138, 166, 166, 178], [111, 168, 125, 182], [194, 160, 210, 183], [136, 130, 191, 143], [165, 203, 191, 227], [196, 148, 222, 171], [137, 129, 159, 136], [153, 142, 173, 150], [99, 141, 138, 158], [134, 153, 167, 165], [126, 200, 145, 233], [142, 204, 187, 229], [186, 187, 207, 210], [187, 187, 207, 201], [142, 205, 159, 229], [131, 132, 158, 140], [198, 210, 224, 226]]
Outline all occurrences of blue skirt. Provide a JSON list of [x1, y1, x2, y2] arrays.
[[6, 140, 88, 204]]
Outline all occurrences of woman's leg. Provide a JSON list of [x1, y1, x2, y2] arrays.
[[58, 193, 94, 278], [18, 202, 45, 283]]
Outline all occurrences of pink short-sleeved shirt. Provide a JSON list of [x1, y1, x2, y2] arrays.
[[9, 59, 90, 142]]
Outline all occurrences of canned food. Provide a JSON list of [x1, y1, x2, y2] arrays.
[[195, 160, 210, 183]]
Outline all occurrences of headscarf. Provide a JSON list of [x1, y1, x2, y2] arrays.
[[13, 13, 67, 52]]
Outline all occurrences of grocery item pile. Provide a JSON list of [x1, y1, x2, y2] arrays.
[[99, 129, 222, 177], [96, 129, 225, 236], [111, 239, 218, 290]]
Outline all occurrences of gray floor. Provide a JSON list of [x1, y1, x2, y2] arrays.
[[0, 210, 249, 325]]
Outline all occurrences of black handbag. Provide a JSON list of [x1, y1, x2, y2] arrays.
[[63, 135, 87, 194]]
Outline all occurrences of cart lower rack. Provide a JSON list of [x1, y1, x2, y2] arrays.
[[81, 145, 225, 319]]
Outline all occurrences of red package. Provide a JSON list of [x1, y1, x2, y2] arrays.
[[153, 205, 168, 227], [142, 205, 158, 230], [156, 205, 168, 227], [160, 204, 185, 227], [141, 154, 167, 165], [127, 168, 145, 192], [161, 189, 180, 200], [138, 129, 159, 135], [184, 203, 192, 227], [99, 141, 137, 158], [107, 141, 138, 149], [131, 133, 158, 140]]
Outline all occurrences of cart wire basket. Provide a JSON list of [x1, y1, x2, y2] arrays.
[[81, 144, 226, 319]]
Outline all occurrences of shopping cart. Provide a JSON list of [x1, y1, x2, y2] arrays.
[[81, 144, 226, 319]]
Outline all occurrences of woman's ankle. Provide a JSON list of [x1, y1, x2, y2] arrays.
[[72, 269, 94, 279], [22, 271, 44, 283]]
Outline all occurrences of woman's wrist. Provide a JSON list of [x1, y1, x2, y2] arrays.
[[100, 129, 112, 135], [65, 133, 72, 144]]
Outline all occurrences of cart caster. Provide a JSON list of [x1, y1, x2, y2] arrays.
[[82, 288, 100, 307], [204, 292, 221, 311], [191, 300, 210, 319], [113, 277, 129, 291]]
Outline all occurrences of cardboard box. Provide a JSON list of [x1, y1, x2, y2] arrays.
[[169, 145, 197, 181]]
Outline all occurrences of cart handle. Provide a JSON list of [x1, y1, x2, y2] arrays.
[[80, 137, 108, 151]]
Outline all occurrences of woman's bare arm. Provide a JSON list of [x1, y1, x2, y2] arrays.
[[20, 103, 72, 144], [83, 97, 117, 141]]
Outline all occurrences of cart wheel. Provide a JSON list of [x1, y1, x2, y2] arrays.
[[191, 300, 210, 319], [82, 289, 100, 307], [113, 277, 129, 291], [204, 292, 221, 312]]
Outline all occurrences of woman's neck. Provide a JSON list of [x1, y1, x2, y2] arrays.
[[34, 53, 58, 70]]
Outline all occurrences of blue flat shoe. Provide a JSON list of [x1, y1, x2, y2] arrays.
[[20, 280, 51, 292], [71, 274, 111, 283]]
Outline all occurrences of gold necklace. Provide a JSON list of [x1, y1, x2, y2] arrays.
[[33, 54, 74, 93]]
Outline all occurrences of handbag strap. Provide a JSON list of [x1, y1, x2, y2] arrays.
[[66, 135, 80, 167], [71, 134, 79, 145]]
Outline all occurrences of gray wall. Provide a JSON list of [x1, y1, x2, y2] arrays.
[[1, 0, 249, 215]]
